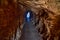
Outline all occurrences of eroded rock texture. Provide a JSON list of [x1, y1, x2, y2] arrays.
[[0, 0, 19, 40]]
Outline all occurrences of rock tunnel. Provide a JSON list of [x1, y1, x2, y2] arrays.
[[0, 0, 60, 40]]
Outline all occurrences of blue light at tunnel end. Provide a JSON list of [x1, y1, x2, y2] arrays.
[[25, 10, 33, 22]]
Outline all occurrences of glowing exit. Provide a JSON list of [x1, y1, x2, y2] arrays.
[[26, 12, 30, 19]]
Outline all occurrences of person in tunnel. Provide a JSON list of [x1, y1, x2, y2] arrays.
[[24, 10, 33, 22]]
